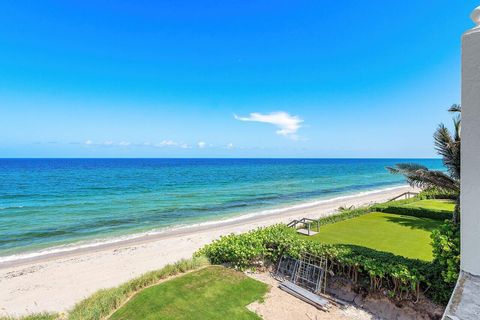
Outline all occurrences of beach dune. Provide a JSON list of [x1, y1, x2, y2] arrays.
[[0, 186, 414, 316]]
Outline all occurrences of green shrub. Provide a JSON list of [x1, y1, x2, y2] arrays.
[[431, 222, 460, 283], [315, 206, 372, 226], [428, 221, 460, 304], [68, 256, 209, 320], [423, 261, 456, 306], [418, 187, 457, 200], [196, 224, 302, 269]]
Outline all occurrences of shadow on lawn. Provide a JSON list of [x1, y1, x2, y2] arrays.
[[383, 215, 440, 232], [339, 244, 428, 264]]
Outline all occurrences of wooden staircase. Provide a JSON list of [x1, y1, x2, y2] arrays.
[[287, 218, 320, 236], [388, 191, 419, 202]]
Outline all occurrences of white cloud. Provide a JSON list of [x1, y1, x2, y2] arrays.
[[226, 143, 234, 149], [77, 139, 191, 149], [155, 140, 178, 147], [234, 111, 303, 139], [151, 140, 190, 148], [197, 141, 206, 148]]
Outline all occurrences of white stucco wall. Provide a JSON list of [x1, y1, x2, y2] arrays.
[[461, 21, 480, 276]]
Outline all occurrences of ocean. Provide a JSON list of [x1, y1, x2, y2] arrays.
[[0, 158, 442, 261]]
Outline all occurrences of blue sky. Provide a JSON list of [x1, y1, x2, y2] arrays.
[[0, 1, 477, 158]]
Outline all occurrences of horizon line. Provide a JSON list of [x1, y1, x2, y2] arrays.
[[0, 157, 442, 160]]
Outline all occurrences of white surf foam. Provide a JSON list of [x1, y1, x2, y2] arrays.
[[0, 184, 408, 264]]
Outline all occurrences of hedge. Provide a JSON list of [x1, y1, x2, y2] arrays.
[[417, 188, 457, 200], [373, 202, 452, 220], [314, 206, 372, 226]]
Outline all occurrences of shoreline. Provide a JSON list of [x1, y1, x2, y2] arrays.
[[0, 185, 414, 316], [0, 184, 406, 267]]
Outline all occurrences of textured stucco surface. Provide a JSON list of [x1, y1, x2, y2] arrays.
[[444, 271, 480, 320], [460, 25, 480, 277]]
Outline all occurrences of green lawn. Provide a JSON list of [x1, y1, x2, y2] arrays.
[[110, 266, 268, 320], [305, 212, 442, 261], [402, 199, 455, 212]]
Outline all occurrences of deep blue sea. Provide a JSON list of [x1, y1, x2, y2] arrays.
[[0, 158, 442, 260]]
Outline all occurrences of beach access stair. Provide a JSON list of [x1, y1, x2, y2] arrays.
[[287, 217, 319, 236], [388, 191, 419, 202]]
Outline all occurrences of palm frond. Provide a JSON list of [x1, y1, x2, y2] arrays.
[[433, 117, 460, 180], [448, 104, 461, 113], [387, 164, 459, 193], [434, 125, 460, 179], [387, 163, 427, 173], [453, 114, 461, 141]]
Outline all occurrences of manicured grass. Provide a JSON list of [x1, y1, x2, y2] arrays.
[[402, 199, 455, 212], [110, 266, 268, 320], [305, 212, 442, 261]]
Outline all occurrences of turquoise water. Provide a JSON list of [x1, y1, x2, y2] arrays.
[[0, 158, 442, 259]]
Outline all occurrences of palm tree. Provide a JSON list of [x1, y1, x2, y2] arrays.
[[387, 105, 461, 224]]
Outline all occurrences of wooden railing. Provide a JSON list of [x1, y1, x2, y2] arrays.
[[388, 191, 419, 202], [287, 218, 320, 236]]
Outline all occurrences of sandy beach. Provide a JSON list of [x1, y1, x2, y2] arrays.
[[0, 186, 414, 317]]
